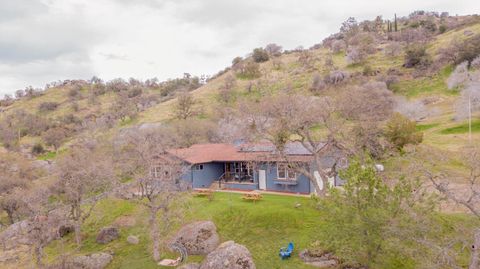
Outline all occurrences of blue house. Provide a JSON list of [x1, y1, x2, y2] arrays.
[[166, 142, 346, 195]]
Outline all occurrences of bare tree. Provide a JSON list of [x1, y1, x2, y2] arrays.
[[0, 152, 39, 224], [23, 188, 62, 267], [53, 139, 114, 246], [116, 127, 190, 261], [243, 94, 347, 195], [425, 146, 480, 269], [394, 96, 432, 121], [337, 81, 395, 121], [174, 92, 196, 120], [448, 61, 470, 89], [42, 127, 68, 152]]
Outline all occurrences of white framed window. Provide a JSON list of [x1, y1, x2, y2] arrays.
[[194, 164, 204, 170], [277, 163, 296, 181], [151, 166, 165, 178]]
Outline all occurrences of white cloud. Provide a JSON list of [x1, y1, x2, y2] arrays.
[[0, 0, 478, 96]]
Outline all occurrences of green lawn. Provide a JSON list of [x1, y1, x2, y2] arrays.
[[416, 123, 440, 131], [440, 120, 480, 134], [45, 193, 323, 269], [33, 190, 480, 269]]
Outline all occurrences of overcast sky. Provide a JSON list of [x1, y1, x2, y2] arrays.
[[0, 0, 478, 96]]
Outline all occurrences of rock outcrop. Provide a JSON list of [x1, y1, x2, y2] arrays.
[[71, 252, 113, 269], [170, 221, 220, 255], [126, 235, 139, 244], [96, 227, 119, 244], [199, 241, 255, 269]]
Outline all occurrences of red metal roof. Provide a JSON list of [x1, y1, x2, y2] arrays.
[[167, 143, 313, 164]]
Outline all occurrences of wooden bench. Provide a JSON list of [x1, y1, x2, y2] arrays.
[[193, 189, 214, 201], [242, 192, 263, 203]]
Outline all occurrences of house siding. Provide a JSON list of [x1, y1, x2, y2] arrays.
[[258, 163, 311, 194], [183, 161, 322, 194], [187, 162, 224, 188]]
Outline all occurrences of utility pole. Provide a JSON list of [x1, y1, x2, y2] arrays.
[[469, 89, 472, 143]]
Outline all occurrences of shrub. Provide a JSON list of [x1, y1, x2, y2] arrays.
[[362, 65, 378, 76], [127, 87, 143, 98], [252, 48, 269, 63], [231, 56, 243, 67], [385, 113, 423, 150], [272, 58, 283, 70], [438, 34, 480, 65], [384, 42, 402, 57], [438, 24, 447, 34], [106, 78, 129, 92], [298, 50, 315, 68], [264, 43, 282, 57], [331, 40, 346, 53], [404, 44, 431, 68], [38, 102, 59, 112], [14, 90, 24, 99], [67, 85, 82, 99], [458, 34, 480, 65], [31, 143, 45, 155], [234, 60, 261, 79], [346, 46, 366, 65], [324, 70, 349, 85], [310, 73, 326, 93], [472, 56, 480, 70]]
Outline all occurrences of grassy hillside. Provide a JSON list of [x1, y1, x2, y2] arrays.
[[2, 12, 480, 269]]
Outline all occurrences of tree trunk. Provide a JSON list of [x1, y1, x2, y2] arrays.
[[34, 244, 43, 267], [5, 209, 15, 225], [310, 174, 325, 196], [470, 228, 480, 269], [149, 206, 161, 261], [74, 219, 82, 247]]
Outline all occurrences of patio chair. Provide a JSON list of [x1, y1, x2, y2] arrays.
[[279, 242, 294, 259]]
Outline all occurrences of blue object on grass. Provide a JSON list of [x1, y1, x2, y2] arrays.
[[279, 242, 294, 259]]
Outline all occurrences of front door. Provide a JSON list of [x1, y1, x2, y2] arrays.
[[259, 170, 266, 190]]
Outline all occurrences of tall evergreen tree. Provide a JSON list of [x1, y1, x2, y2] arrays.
[[394, 13, 398, 32]]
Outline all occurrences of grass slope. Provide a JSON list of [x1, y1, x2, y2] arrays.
[[44, 193, 324, 269], [41, 192, 478, 269]]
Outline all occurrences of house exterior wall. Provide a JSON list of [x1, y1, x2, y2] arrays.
[[183, 162, 224, 188], [254, 163, 311, 194], [184, 161, 342, 194]]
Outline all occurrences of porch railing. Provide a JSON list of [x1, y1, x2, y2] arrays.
[[218, 171, 254, 188]]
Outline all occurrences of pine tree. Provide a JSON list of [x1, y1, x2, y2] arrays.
[[394, 13, 398, 32]]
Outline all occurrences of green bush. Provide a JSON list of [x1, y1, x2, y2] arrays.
[[404, 44, 431, 68], [385, 112, 423, 150], [31, 143, 45, 155], [252, 48, 269, 63]]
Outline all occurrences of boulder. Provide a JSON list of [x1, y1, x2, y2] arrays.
[[96, 227, 119, 244], [170, 221, 220, 255], [127, 235, 139, 245], [199, 241, 255, 269], [178, 263, 200, 269], [72, 252, 113, 269]]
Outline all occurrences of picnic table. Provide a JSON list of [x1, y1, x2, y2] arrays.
[[193, 189, 214, 200], [242, 192, 263, 203]]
